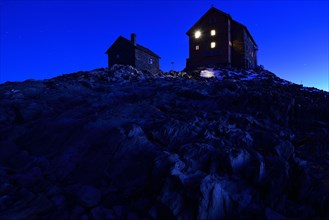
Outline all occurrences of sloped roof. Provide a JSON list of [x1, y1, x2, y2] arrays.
[[231, 20, 258, 48], [106, 36, 160, 58], [186, 7, 231, 35], [186, 7, 257, 47]]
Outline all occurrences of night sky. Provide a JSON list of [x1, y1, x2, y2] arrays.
[[1, 0, 328, 91]]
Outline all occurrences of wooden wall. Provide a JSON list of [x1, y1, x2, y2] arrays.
[[107, 39, 135, 67], [186, 9, 258, 70], [186, 11, 229, 69]]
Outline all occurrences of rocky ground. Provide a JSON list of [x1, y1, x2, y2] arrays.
[[0, 65, 328, 219]]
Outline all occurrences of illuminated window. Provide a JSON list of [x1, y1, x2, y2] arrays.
[[195, 45, 200, 50], [211, 30, 216, 36], [195, 30, 201, 39], [148, 58, 153, 64], [211, 42, 216, 48], [229, 41, 232, 47]]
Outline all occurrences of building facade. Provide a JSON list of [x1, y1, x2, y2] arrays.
[[186, 7, 258, 70], [106, 34, 160, 73]]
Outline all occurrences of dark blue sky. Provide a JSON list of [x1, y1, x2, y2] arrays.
[[1, 0, 328, 90]]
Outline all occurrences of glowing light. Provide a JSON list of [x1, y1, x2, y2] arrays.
[[200, 69, 215, 78], [211, 42, 216, 48], [195, 45, 199, 50], [211, 30, 216, 36], [195, 30, 201, 39]]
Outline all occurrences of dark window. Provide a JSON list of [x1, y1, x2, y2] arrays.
[[116, 54, 120, 59]]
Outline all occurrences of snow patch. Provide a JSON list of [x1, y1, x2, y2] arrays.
[[280, 80, 292, 85], [240, 73, 258, 81], [300, 87, 322, 93], [200, 68, 223, 80], [200, 69, 215, 78]]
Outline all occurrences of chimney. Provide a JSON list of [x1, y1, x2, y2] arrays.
[[131, 33, 136, 46]]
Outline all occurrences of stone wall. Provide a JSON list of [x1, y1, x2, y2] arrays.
[[134, 49, 160, 74]]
